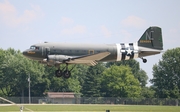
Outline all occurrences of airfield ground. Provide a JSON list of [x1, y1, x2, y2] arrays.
[[0, 104, 180, 112]]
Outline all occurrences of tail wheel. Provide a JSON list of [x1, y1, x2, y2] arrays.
[[55, 70, 62, 77], [63, 70, 71, 79], [143, 59, 147, 63]]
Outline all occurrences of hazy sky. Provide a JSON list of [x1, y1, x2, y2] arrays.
[[0, 0, 180, 86]]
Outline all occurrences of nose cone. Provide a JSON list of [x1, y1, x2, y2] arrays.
[[22, 49, 37, 60], [23, 51, 25, 55], [23, 50, 27, 56], [22, 50, 33, 60]]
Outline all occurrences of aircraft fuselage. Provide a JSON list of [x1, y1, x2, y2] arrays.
[[23, 26, 163, 78], [23, 42, 141, 63]]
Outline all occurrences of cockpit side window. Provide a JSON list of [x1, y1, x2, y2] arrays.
[[30, 46, 39, 50], [30, 46, 35, 50]]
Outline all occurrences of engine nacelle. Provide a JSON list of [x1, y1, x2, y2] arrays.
[[48, 55, 72, 62], [43, 55, 72, 65]]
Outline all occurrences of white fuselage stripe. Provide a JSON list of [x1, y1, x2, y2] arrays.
[[116, 44, 121, 61], [133, 42, 139, 59]]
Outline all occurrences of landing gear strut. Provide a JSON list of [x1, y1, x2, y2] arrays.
[[142, 58, 147, 63], [55, 64, 76, 79]]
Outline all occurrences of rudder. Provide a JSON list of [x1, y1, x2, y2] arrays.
[[138, 26, 163, 50]]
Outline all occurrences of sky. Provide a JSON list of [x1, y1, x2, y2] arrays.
[[0, 0, 180, 86]]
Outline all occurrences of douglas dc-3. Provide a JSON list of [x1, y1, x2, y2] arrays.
[[23, 26, 163, 78]]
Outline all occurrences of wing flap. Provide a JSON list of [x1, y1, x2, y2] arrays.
[[67, 52, 110, 66]]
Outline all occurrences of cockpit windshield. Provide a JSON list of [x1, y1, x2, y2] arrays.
[[30, 46, 39, 50]]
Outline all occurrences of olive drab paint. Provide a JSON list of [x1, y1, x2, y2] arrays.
[[23, 26, 163, 78]]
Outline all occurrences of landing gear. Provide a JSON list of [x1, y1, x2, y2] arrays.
[[55, 70, 62, 77], [142, 58, 147, 63], [55, 64, 75, 79], [63, 70, 71, 78]]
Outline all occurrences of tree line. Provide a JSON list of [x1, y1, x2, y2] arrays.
[[0, 47, 180, 99]]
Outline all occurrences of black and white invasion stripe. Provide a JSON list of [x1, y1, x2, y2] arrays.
[[116, 43, 138, 61]]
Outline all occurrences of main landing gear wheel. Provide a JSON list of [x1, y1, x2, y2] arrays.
[[55, 64, 76, 79], [55, 70, 62, 77], [63, 70, 71, 79]]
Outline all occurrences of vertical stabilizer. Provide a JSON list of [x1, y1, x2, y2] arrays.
[[138, 26, 163, 50]]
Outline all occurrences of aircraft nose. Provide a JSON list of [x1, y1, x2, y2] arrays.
[[23, 50, 28, 56]]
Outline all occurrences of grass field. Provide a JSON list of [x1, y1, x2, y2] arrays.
[[0, 104, 180, 112]]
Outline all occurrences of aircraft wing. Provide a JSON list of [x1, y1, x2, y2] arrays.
[[66, 52, 111, 66]]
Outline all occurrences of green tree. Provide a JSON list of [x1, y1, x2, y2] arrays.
[[140, 87, 155, 98], [0, 48, 23, 96], [106, 60, 148, 87], [74, 64, 89, 88], [137, 69, 148, 87], [0, 48, 83, 97], [0, 48, 45, 97], [101, 65, 141, 98], [44, 64, 81, 93], [0, 49, 6, 96], [151, 47, 180, 98], [82, 63, 106, 97], [106, 60, 140, 75]]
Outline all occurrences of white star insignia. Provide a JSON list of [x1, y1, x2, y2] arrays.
[[126, 47, 132, 55]]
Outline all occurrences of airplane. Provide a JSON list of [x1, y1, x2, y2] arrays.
[[23, 26, 163, 79]]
